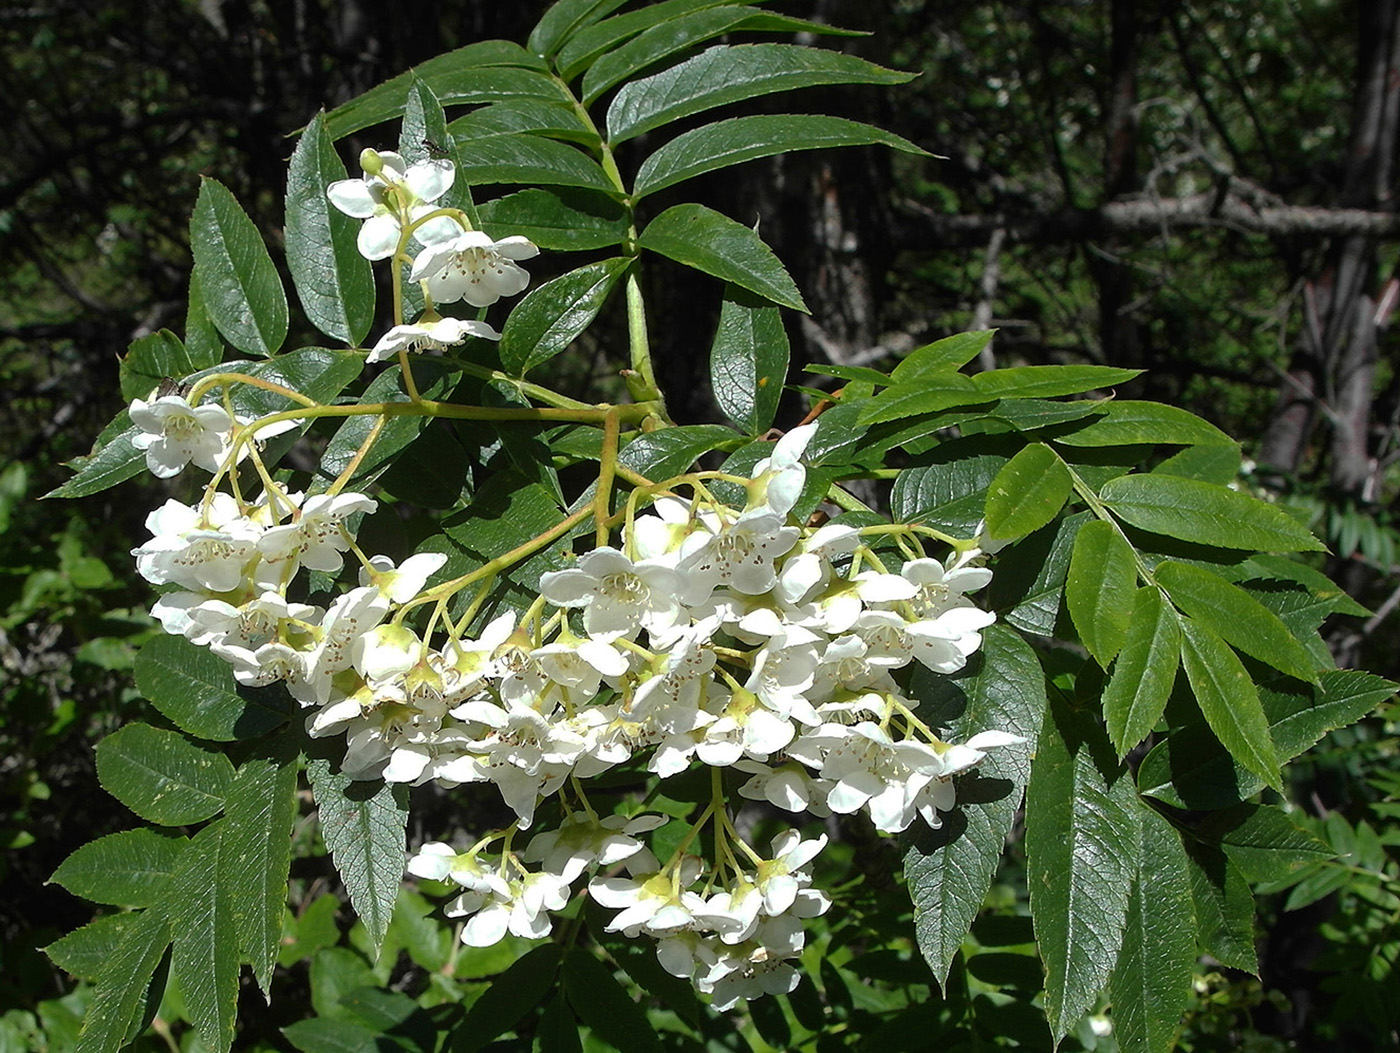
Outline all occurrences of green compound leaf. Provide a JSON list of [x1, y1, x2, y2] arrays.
[[1196, 802, 1334, 884], [1099, 473, 1324, 552], [447, 99, 597, 147], [1025, 695, 1142, 1044], [561, 946, 663, 1053], [709, 283, 789, 435], [634, 113, 926, 199], [46, 420, 145, 500], [1182, 839, 1257, 973], [555, 0, 751, 79], [476, 188, 628, 252], [451, 943, 562, 1053], [1156, 560, 1320, 684], [617, 424, 744, 480], [74, 907, 171, 1053], [224, 740, 300, 993], [889, 331, 994, 382], [1139, 669, 1397, 809], [119, 330, 198, 402], [50, 829, 187, 909], [530, 0, 628, 58], [1179, 619, 1282, 792], [185, 268, 224, 370], [95, 723, 234, 826], [500, 258, 630, 375], [969, 364, 1141, 400], [904, 625, 1047, 984], [448, 133, 617, 194], [1066, 519, 1138, 668], [322, 43, 553, 139], [136, 634, 293, 742], [1109, 806, 1196, 1053], [170, 822, 240, 1053], [984, 442, 1072, 540], [606, 43, 912, 143], [1056, 400, 1233, 448], [639, 203, 806, 312], [307, 758, 409, 957], [45, 914, 140, 984], [1102, 588, 1181, 756], [286, 111, 374, 347], [190, 178, 288, 357]]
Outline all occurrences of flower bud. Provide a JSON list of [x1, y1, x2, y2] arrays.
[[359, 148, 384, 177]]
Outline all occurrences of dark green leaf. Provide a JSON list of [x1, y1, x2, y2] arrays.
[[287, 112, 374, 346], [904, 625, 1046, 983], [120, 331, 198, 402], [555, 0, 742, 78], [891, 443, 1010, 537], [1066, 520, 1137, 667], [1109, 806, 1196, 1053], [185, 269, 224, 370], [47, 423, 146, 500], [50, 829, 187, 909], [857, 374, 983, 425], [709, 284, 789, 434], [1102, 588, 1181, 756], [476, 188, 628, 251], [1025, 695, 1141, 1043], [1183, 840, 1257, 972], [448, 133, 617, 194], [617, 424, 743, 481], [1099, 473, 1324, 552], [45, 914, 140, 984], [95, 723, 234, 826], [448, 99, 597, 147], [1056, 401, 1232, 448], [307, 760, 410, 957], [606, 43, 912, 142], [190, 178, 288, 357], [224, 740, 300, 992], [500, 258, 630, 375], [136, 635, 292, 742], [639, 203, 805, 311], [970, 365, 1141, 400], [74, 908, 171, 1053], [1197, 803, 1333, 884], [988, 512, 1082, 637], [400, 77, 454, 166], [170, 822, 240, 1053], [530, 0, 629, 58], [323, 44, 553, 139], [561, 946, 662, 1053], [1180, 619, 1281, 790], [634, 113, 926, 198], [283, 1017, 379, 1053], [890, 331, 994, 381], [452, 943, 562, 1052], [984, 442, 1072, 540], [1157, 561, 1319, 684]]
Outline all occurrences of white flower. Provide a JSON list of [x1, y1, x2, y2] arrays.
[[524, 812, 665, 883], [132, 494, 261, 593], [367, 316, 501, 364], [589, 864, 706, 937], [676, 510, 800, 605], [747, 423, 817, 516], [326, 149, 458, 261], [129, 394, 236, 478], [539, 547, 683, 641], [900, 557, 994, 618], [409, 230, 539, 307], [359, 552, 448, 602], [257, 492, 377, 573]]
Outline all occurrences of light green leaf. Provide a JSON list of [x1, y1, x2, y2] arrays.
[[1157, 561, 1319, 684], [74, 908, 171, 1053], [500, 258, 630, 375], [307, 759, 409, 957], [1056, 400, 1232, 448], [170, 822, 240, 1053], [50, 829, 187, 909], [561, 947, 663, 1053], [1066, 520, 1138, 667], [136, 635, 292, 742], [530, 0, 629, 58], [1152, 443, 1243, 485], [904, 625, 1046, 983], [1025, 696, 1142, 1043], [322, 43, 552, 139], [889, 331, 994, 382], [1197, 803, 1333, 884], [1099, 473, 1325, 552], [399, 77, 452, 166], [448, 132, 617, 194], [476, 188, 628, 251], [857, 374, 982, 425], [453, 943, 562, 1052], [1102, 588, 1181, 755], [190, 178, 288, 357], [1182, 840, 1257, 972], [286, 111, 374, 346], [634, 113, 926, 198], [970, 364, 1141, 400], [119, 330, 197, 402], [45, 914, 140, 984], [224, 740, 300, 993], [1179, 619, 1281, 791], [639, 203, 805, 311], [984, 442, 1071, 540], [606, 43, 912, 143], [95, 723, 234, 826], [1109, 806, 1196, 1053], [709, 284, 789, 435]]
